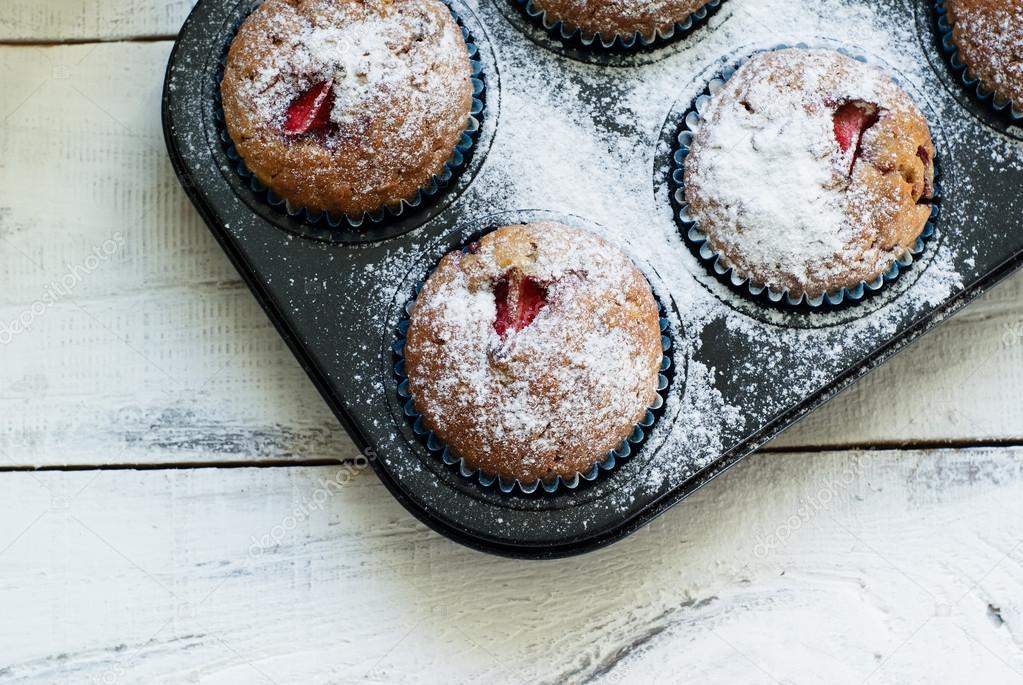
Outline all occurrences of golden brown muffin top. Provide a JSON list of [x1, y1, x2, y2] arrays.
[[403, 223, 664, 484], [220, 0, 473, 216], [946, 0, 1023, 107], [684, 48, 935, 299]]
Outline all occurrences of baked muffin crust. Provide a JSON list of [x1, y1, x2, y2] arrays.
[[404, 223, 663, 484], [529, 0, 713, 40], [220, 0, 474, 216], [946, 0, 1023, 108], [684, 48, 936, 299]]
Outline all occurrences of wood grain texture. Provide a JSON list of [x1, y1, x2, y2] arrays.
[[1, 449, 1021, 684], [1, 41, 1022, 468], [3, 5, 1021, 684], [0, 41, 358, 467], [0, 1, 195, 42]]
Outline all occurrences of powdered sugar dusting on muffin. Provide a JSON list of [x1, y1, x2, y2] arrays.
[[685, 48, 935, 297], [238, 0, 466, 136], [247, 4, 464, 132], [403, 222, 663, 483], [947, 0, 1023, 106], [220, 0, 473, 215]]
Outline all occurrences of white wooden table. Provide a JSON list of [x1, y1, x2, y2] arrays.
[[2, 2, 1022, 683]]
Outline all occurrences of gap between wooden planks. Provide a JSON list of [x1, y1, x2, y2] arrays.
[[3, 436, 1023, 473], [0, 0, 196, 43]]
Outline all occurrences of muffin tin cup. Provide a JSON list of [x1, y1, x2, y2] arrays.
[[216, 4, 487, 231], [511, 0, 723, 51], [390, 245, 674, 496], [934, 0, 1023, 122], [670, 44, 942, 309]]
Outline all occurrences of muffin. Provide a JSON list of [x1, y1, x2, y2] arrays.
[[529, 0, 714, 42], [683, 48, 936, 299], [403, 223, 663, 485], [220, 0, 474, 217], [945, 0, 1023, 108]]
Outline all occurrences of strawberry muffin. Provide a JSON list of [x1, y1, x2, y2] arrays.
[[945, 0, 1023, 109], [403, 223, 664, 485], [529, 0, 714, 42], [683, 48, 936, 300], [220, 0, 474, 217]]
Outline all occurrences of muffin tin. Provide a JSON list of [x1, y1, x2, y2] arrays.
[[163, 0, 1023, 558]]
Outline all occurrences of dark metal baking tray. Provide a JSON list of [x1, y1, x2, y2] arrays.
[[163, 0, 1023, 558]]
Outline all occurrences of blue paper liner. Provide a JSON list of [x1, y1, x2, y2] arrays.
[[392, 248, 673, 495], [935, 0, 1023, 121], [669, 44, 942, 309], [512, 0, 723, 50], [215, 5, 486, 230]]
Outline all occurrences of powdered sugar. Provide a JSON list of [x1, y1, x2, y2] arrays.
[[692, 73, 851, 277], [235, 0, 467, 137], [685, 48, 934, 296]]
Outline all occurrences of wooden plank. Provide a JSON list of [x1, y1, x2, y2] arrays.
[[0, 1, 194, 42], [0, 41, 355, 467], [1, 41, 1022, 468], [770, 275, 1023, 449], [0, 449, 1021, 683]]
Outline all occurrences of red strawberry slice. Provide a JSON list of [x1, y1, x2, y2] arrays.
[[493, 271, 549, 338], [283, 80, 335, 136], [516, 276, 548, 330], [833, 101, 880, 174]]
